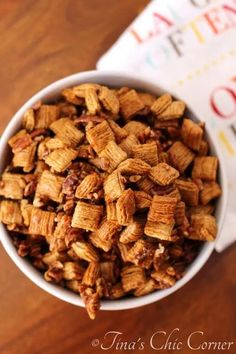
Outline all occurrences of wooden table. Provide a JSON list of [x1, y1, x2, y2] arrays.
[[0, 1, 235, 353]]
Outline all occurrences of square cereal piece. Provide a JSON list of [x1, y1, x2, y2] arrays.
[[148, 195, 177, 224], [149, 162, 179, 185], [103, 282, 125, 300], [119, 89, 145, 121], [61, 88, 84, 105], [106, 202, 118, 221], [86, 120, 115, 154], [123, 121, 147, 137], [104, 170, 125, 202], [192, 156, 218, 181], [118, 158, 151, 175], [89, 231, 113, 252], [175, 201, 188, 226], [157, 101, 186, 120], [200, 182, 221, 205], [50, 118, 84, 147], [117, 241, 132, 263], [116, 189, 136, 226], [45, 148, 78, 172], [85, 87, 101, 115], [119, 134, 140, 156], [50, 218, 71, 253], [166, 188, 181, 201], [0, 200, 22, 225], [71, 241, 99, 262], [71, 201, 103, 231], [37, 137, 51, 160], [0, 173, 26, 200], [119, 220, 144, 243], [100, 261, 117, 284], [75, 173, 102, 199], [151, 269, 175, 288], [73, 83, 101, 98], [132, 142, 158, 166], [35, 105, 59, 129], [96, 218, 120, 241], [22, 108, 35, 132], [108, 120, 128, 143], [21, 200, 33, 226], [82, 262, 100, 286], [168, 141, 195, 173], [63, 261, 85, 281], [175, 179, 199, 206], [136, 177, 155, 194], [29, 207, 55, 237], [154, 119, 179, 130], [181, 118, 203, 151], [134, 278, 158, 296], [51, 214, 72, 251], [100, 141, 127, 172], [99, 86, 120, 115], [144, 220, 174, 241], [121, 265, 146, 292], [138, 92, 156, 110], [151, 94, 172, 115], [35, 160, 49, 175], [188, 204, 214, 217], [12, 142, 37, 172], [188, 214, 217, 241], [46, 138, 68, 150], [8, 129, 33, 153], [134, 191, 152, 209], [198, 140, 209, 156], [34, 170, 64, 204], [128, 239, 155, 269]]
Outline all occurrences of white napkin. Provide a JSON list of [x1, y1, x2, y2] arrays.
[[97, 0, 236, 252]]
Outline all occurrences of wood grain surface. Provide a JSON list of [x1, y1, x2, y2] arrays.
[[0, 1, 235, 353]]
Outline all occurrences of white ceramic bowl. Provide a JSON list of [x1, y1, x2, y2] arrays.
[[0, 71, 227, 311]]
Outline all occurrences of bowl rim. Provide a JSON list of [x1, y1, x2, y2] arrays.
[[0, 70, 228, 311]]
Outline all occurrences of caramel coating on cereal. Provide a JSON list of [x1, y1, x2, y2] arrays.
[[0, 83, 221, 320]]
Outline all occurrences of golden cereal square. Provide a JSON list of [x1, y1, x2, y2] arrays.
[[192, 156, 218, 181], [148, 195, 177, 224], [34, 170, 64, 203], [100, 141, 127, 172], [104, 170, 125, 202], [35, 105, 59, 129], [144, 220, 174, 241], [168, 141, 195, 173], [0, 200, 22, 225], [149, 163, 179, 185], [116, 189, 136, 226], [119, 89, 145, 120], [50, 118, 84, 147], [188, 214, 217, 241], [121, 265, 146, 292], [71, 201, 103, 231], [181, 119, 203, 151], [45, 148, 78, 172], [86, 120, 115, 154], [151, 94, 172, 115], [119, 134, 140, 156], [29, 207, 56, 237], [175, 179, 199, 206], [157, 101, 185, 120], [132, 142, 159, 166], [200, 182, 221, 205]]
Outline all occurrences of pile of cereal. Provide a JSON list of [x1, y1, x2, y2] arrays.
[[0, 83, 222, 319]]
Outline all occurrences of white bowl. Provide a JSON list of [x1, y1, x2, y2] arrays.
[[0, 70, 228, 311]]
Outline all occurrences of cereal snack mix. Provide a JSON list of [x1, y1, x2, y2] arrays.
[[0, 83, 221, 319]]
